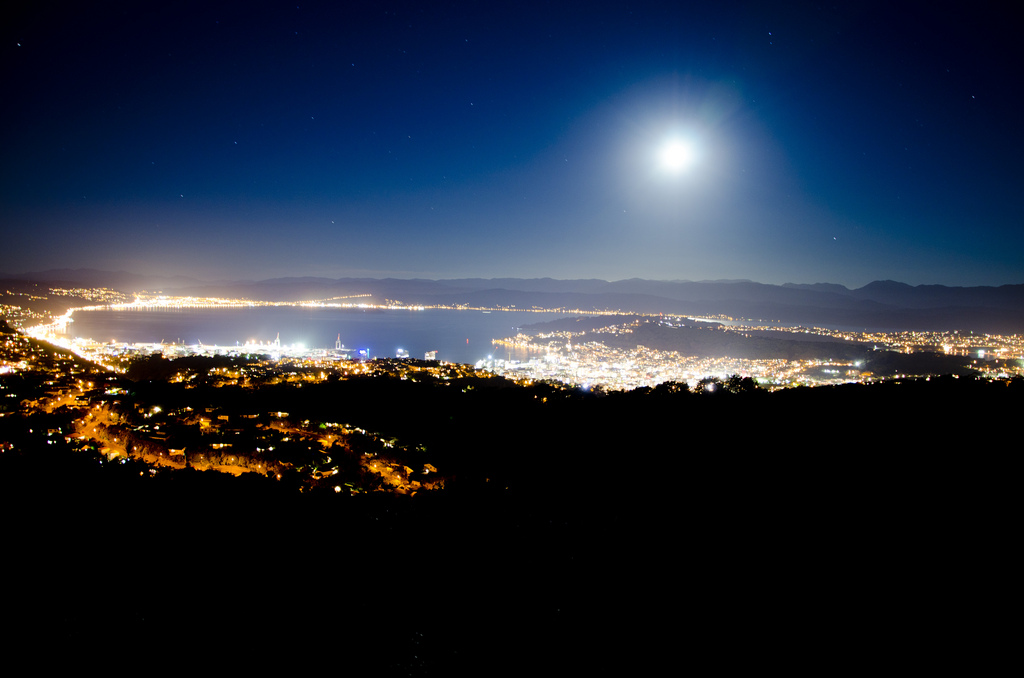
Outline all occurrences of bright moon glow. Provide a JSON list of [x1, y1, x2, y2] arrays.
[[660, 140, 696, 172]]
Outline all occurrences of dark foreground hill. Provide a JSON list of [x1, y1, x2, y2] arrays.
[[2, 375, 1018, 673]]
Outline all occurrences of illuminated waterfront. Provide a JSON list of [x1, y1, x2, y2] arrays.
[[54, 305, 569, 365], [15, 294, 1024, 391], [480, 316, 1024, 390]]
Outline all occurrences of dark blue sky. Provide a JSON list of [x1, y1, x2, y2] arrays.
[[3, 1, 1020, 286]]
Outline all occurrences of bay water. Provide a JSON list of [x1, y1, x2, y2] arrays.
[[65, 307, 566, 364]]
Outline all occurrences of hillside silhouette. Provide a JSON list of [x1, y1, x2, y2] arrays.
[[4, 363, 1018, 672]]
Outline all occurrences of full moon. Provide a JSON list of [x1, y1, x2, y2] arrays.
[[660, 140, 696, 172]]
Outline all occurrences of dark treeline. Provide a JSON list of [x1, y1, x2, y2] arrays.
[[134, 370, 1015, 508], [125, 352, 266, 381]]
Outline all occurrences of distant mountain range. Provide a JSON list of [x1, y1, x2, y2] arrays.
[[4, 269, 1023, 333]]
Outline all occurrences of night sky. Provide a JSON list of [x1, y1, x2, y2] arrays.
[[2, 1, 1020, 286]]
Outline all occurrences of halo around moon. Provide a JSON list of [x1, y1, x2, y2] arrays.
[[660, 139, 696, 172]]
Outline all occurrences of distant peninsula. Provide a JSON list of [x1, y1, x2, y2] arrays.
[[4, 269, 1024, 333]]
